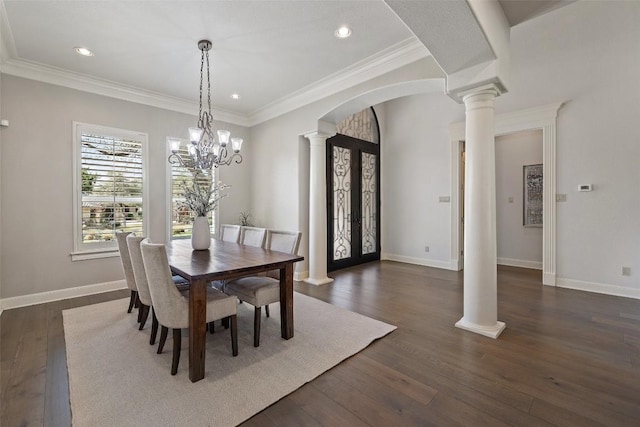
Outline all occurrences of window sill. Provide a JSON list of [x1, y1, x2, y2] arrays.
[[71, 249, 120, 262]]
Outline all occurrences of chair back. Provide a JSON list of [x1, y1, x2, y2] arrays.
[[140, 242, 188, 329], [219, 224, 241, 243], [126, 235, 152, 306], [265, 230, 302, 279], [116, 231, 137, 291], [240, 227, 267, 248], [267, 230, 302, 254]]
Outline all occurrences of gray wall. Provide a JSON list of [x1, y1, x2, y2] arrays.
[[0, 76, 250, 299]]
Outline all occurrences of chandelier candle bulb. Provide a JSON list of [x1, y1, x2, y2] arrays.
[[231, 137, 243, 153], [217, 130, 230, 147], [169, 139, 181, 153]]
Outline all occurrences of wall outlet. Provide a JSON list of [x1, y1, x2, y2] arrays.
[[424, 246, 430, 253], [508, 196, 514, 203], [556, 194, 567, 202], [622, 267, 631, 276]]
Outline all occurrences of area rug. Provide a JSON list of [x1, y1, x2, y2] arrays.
[[63, 292, 396, 426]]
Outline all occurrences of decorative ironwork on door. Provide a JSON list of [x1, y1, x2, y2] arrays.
[[333, 145, 352, 260]]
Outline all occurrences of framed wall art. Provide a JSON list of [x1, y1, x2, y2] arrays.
[[523, 164, 543, 227]]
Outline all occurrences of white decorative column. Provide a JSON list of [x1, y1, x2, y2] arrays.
[[455, 84, 506, 339], [304, 132, 334, 286]]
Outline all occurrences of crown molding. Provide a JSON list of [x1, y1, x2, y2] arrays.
[[1, 57, 251, 127], [247, 37, 430, 126], [1, 33, 429, 128]]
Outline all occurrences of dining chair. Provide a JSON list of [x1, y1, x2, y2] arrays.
[[239, 226, 267, 248], [224, 230, 302, 347], [219, 224, 241, 243], [141, 241, 239, 375], [115, 231, 138, 315], [128, 235, 194, 341]]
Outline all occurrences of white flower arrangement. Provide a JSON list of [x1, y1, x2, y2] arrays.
[[180, 174, 230, 218]]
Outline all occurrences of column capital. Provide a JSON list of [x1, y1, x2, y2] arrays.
[[460, 82, 501, 99], [304, 131, 334, 143]]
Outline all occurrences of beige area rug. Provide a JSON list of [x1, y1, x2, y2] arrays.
[[63, 292, 396, 427]]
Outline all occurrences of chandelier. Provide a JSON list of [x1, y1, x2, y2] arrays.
[[168, 40, 243, 171]]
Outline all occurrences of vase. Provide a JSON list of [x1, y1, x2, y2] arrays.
[[191, 216, 211, 250]]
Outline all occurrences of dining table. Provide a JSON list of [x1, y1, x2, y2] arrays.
[[165, 238, 304, 382]]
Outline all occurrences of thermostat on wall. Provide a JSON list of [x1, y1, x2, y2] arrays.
[[578, 184, 592, 192]]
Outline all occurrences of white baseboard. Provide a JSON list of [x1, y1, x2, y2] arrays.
[[294, 271, 309, 282], [543, 272, 556, 286], [0, 280, 127, 312], [556, 277, 640, 300], [497, 257, 542, 270], [382, 253, 455, 270]]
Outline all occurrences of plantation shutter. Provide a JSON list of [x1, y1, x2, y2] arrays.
[[80, 132, 144, 245]]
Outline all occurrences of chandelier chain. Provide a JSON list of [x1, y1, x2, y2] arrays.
[[206, 49, 211, 115], [198, 47, 205, 118]]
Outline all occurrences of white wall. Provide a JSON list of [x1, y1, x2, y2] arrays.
[[379, 1, 639, 296], [0, 75, 250, 299], [248, 57, 444, 278], [502, 1, 640, 293], [381, 93, 463, 267], [495, 130, 543, 269]]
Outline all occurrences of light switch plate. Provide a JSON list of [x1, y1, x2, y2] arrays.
[[556, 194, 567, 202]]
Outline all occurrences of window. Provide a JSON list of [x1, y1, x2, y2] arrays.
[[167, 138, 217, 240], [72, 122, 148, 260]]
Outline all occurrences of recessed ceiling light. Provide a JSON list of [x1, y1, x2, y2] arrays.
[[74, 47, 94, 57], [335, 26, 352, 39], [230, 93, 240, 100]]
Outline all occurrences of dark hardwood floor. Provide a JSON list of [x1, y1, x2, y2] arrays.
[[1, 261, 639, 426]]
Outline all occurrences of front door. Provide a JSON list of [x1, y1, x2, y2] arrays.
[[327, 133, 380, 271]]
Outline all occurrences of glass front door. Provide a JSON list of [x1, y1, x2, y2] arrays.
[[327, 133, 380, 271]]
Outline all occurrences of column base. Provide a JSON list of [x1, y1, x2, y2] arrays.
[[455, 318, 506, 339], [303, 277, 334, 286]]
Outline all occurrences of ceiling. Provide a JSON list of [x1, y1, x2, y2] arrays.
[[0, 1, 573, 124]]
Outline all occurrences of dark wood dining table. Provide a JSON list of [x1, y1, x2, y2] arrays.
[[165, 238, 304, 382]]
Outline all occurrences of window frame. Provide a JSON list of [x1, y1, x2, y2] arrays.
[[165, 137, 219, 242], [71, 122, 149, 261]]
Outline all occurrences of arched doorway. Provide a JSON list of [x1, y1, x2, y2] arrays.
[[326, 108, 381, 271]]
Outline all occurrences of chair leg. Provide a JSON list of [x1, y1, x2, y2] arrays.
[[171, 329, 181, 375], [265, 304, 270, 318], [208, 321, 215, 334], [150, 307, 158, 345], [139, 304, 150, 330], [230, 315, 238, 356], [222, 317, 229, 329], [157, 326, 168, 354], [127, 291, 136, 313], [254, 306, 261, 347], [136, 295, 142, 323]]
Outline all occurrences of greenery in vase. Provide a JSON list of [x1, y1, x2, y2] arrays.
[[180, 172, 229, 218], [238, 210, 253, 226]]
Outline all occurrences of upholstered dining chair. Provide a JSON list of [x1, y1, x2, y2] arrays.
[[219, 224, 241, 243], [141, 241, 239, 375], [128, 235, 193, 341], [239, 226, 267, 248], [224, 230, 302, 347], [116, 231, 138, 315]]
